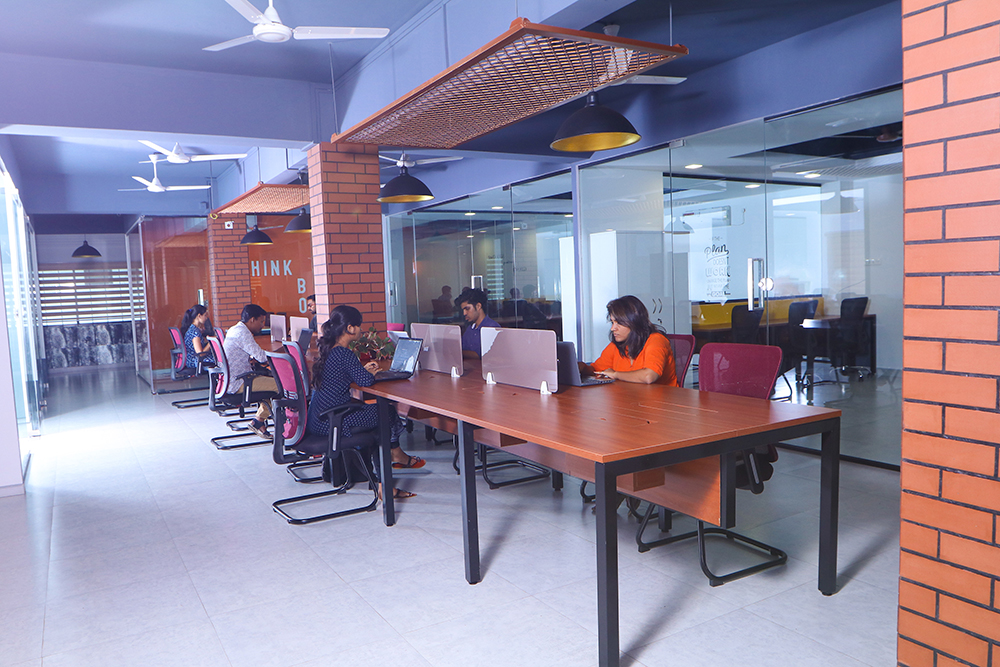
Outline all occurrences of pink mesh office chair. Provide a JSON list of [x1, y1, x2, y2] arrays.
[[267, 351, 379, 524], [205, 336, 274, 450], [636, 342, 788, 586]]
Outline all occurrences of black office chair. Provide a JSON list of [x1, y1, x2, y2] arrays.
[[634, 343, 787, 586], [730, 304, 764, 345], [831, 297, 872, 380], [783, 299, 818, 385]]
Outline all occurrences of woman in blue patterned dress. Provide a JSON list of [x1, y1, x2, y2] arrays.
[[307, 305, 424, 498], [180, 304, 215, 369]]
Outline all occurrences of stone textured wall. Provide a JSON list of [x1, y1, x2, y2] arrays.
[[44, 323, 134, 369]]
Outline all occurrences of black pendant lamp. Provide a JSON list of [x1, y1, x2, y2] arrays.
[[551, 92, 641, 152], [377, 166, 434, 203], [284, 209, 311, 233], [71, 239, 102, 258], [240, 224, 273, 245]]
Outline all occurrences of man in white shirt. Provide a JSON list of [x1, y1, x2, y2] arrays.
[[223, 304, 277, 439]]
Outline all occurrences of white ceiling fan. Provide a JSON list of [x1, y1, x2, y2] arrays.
[[204, 0, 390, 52], [139, 140, 247, 164], [118, 156, 212, 193], [378, 152, 463, 171]]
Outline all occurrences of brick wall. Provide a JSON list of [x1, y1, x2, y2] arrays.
[[307, 142, 386, 332], [207, 212, 252, 329], [900, 1, 1000, 665]]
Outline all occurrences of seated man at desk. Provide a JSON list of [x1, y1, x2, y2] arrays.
[[581, 295, 678, 386], [457, 288, 500, 359], [305, 294, 317, 332], [224, 304, 278, 439]]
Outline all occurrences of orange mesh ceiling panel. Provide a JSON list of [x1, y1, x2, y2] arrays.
[[212, 183, 308, 215], [334, 18, 687, 149]]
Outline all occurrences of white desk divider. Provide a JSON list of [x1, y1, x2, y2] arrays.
[[289, 316, 309, 343], [480, 328, 558, 394], [410, 323, 464, 377], [269, 314, 286, 342]]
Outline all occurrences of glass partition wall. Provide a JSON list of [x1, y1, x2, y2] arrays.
[[577, 87, 902, 465], [0, 160, 42, 469], [385, 172, 574, 339], [126, 216, 209, 394]]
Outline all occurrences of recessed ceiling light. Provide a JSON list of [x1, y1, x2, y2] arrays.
[[479, 229, 487, 233], [745, 184, 761, 189], [513, 226, 521, 231], [491, 206, 503, 210], [795, 170, 813, 175], [564, 213, 573, 217], [465, 212, 476, 216], [684, 163, 703, 170], [803, 173, 821, 179], [466, 234, 474, 238]]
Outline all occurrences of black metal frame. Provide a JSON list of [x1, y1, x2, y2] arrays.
[[371, 391, 840, 667]]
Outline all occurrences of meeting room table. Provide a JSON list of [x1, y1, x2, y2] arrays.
[[360, 367, 842, 667]]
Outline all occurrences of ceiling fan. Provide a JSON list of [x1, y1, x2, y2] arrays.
[[118, 156, 213, 193], [378, 153, 462, 171], [204, 0, 390, 52], [139, 140, 247, 164]]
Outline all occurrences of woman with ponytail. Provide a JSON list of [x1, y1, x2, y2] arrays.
[[307, 305, 424, 497], [180, 304, 215, 369]]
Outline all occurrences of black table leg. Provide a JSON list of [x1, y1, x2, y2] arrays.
[[377, 397, 395, 527], [458, 419, 481, 584], [551, 471, 563, 490], [819, 420, 840, 595], [595, 462, 620, 667]]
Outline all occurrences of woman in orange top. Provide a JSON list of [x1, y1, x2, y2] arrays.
[[581, 295, 678, 386]]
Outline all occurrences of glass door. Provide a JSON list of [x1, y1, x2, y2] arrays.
[[764, 88, 903, 464]]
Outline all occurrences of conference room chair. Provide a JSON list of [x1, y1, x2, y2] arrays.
[[270, 377, 379, 525], [730, 303, 764, 345], [205, 336, 274, 450], [635, 342, 788, 586], [830, 296, 872, 380], [264, 351, 329, 481], [167, 327, 210, 409], [580, 333, 697, 504], [214, 326, 226, 342]]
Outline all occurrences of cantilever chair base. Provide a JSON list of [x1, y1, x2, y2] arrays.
[[211, 432, 271, 450], [171, 396, 209, 409], [287, 458, 324, 483], [636, 506, 787, 586], [272, 449, 379, 524], [447, 439, 549, 488]]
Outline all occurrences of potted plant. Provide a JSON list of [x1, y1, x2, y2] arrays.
[[349, 325, 396, 363]]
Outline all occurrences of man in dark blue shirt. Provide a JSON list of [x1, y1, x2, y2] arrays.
[[458, 288, 499, 359]]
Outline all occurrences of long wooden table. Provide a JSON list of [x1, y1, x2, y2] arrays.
[[362, 371, 842, 667]]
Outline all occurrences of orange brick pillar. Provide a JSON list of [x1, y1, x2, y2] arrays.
[[207, 212, 252, 329], [900, 1, 1000, 665], [307, 142, 386, 333]]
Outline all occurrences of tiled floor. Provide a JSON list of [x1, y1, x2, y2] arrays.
[[2, 369, 901, 666]]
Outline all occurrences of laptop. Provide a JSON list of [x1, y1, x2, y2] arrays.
[[296, 327, 313, 352], [373, 337, 422, 382], [556, 341, 614, 387]]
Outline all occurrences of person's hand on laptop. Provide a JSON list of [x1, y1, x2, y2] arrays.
[[364, 360, 380, 374]]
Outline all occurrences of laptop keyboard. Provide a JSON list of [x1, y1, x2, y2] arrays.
[[373, 370, 412, 382]]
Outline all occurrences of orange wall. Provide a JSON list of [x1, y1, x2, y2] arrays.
[[900, 1, 1000, 665], [247, 214, 314, 319]]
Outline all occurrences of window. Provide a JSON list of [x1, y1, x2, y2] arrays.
[[38, 266, 144, 326]]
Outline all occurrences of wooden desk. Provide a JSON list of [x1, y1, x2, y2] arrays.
[[362, 371, 841, 667]]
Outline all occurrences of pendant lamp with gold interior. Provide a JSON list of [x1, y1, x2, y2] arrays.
[[377, 166, 434, 203], [72, 239, 102, 258], [551, 91, 641, 152], [284, 209, 311, 233], [240, 224, 273, 245]]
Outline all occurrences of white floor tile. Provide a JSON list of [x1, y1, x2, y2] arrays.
[[209, 586, 399, 667], [41, 618, 231, 667], [0, 604, 45, 665], [42, 574, 208, 656]]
